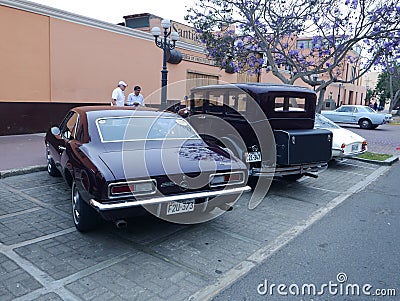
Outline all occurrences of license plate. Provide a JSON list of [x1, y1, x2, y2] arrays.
[[246, 151, 261, 162], [351, 144, 359, 152], [166, 200, 195, 215]]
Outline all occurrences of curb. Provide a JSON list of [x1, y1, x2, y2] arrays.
[[0, 165, 47, 179], [350, 155, 399, 166]]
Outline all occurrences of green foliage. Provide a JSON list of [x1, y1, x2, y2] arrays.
[[357, 152, 392, 161], [374, 63, 400, 102], [365, 89, 375, 104]]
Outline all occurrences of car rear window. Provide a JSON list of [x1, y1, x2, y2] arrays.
[[274, 96, 306, 112], [96, 116, 200, 142]]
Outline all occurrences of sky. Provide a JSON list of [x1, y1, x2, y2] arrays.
[[28, 0, 192, 25]]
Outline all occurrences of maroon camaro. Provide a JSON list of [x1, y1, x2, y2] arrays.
[[45, 106, 250, 232]]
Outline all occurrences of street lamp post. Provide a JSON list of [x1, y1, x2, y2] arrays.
[[337, 83, 342, 107], [151, 20, 179, 109]]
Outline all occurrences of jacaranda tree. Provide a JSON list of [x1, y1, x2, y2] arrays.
[[186, 0, 400, 109]]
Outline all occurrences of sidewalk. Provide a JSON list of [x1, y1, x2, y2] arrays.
[[0, 133, 47, 177]]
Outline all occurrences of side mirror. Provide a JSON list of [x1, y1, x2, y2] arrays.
[[51, 126, 61, 136]]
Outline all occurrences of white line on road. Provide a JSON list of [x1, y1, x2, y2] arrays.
[[338, 160, 378, 170], [0, 207, 41, 220]]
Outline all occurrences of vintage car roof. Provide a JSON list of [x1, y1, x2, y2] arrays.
[[191, 83, 316, 95]]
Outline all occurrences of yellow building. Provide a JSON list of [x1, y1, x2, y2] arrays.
[[0, 0, 366, 134]]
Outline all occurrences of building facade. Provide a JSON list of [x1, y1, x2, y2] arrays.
[[0, 0, 366, 135]]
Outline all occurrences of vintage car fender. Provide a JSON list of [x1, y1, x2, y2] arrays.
[[218, 135, 247, 161]]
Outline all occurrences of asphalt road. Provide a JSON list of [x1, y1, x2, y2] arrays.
[[340, 122, 400, 156], [212, 162, 400, 301]]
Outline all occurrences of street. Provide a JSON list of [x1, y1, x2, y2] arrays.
[[340, 122, 400, 156], [212, 162, 400, 301], [0, 159, 394, 301]]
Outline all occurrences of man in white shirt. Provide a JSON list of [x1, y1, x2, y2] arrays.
[[127, 86, 145, 106], [111, 81, 127, 106]]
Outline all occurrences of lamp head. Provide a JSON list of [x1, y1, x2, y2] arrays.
[[171, 31, 179, 42], [151, 27, 161, 37], [161, 19, 171, 29]]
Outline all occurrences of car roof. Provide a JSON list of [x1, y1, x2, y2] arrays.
[[191, 83, 315, 95]]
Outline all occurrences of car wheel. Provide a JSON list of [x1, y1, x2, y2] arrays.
[[359, 119, 372, 129], [46, 147, 61, 177], [282, 174, 304, 181], [71, 181, 98, 232], [247, 176, 259, 189], [47, 158, 61, 177]]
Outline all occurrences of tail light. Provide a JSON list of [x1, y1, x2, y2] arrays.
[[362, 140, 367, 151], [341, 143, 346, 153], [210, 171, 245, 187], [108, 180, 156, 198]]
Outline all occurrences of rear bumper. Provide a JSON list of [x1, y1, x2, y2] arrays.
[[89, 186, 251, 211], [332, 148, 367, 158], [250, 162, 328, 177]]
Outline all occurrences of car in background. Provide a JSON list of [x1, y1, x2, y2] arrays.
[[321, 105, 393, 129], [45, 106, 250, 232], [315, 113, 367, 159]]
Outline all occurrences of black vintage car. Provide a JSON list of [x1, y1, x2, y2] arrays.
[[187, 83, 333, 181], [45, 106, 250, 232]]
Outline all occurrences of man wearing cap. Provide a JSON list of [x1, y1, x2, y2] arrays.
[[111, 81, 127, 106]]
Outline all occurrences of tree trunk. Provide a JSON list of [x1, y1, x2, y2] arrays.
[[315, 87, 326, 113], [389, 72, 394, 108], [389, 90, 400, 112]]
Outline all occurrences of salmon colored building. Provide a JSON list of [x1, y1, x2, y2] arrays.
[[0, 0, 366, 135]]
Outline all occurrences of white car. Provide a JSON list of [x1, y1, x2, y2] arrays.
[[315, 113, 367, 159], [321, 105, 393, 129]]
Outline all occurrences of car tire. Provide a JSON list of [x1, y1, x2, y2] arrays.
[[282, 174, 304, 181], [359, 119, 372, 129], [247, 176, 259, 189], [71, 181, 98, 232], [47, 158, 61, 177]]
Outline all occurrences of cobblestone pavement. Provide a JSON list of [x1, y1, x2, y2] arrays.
[[0, 160, 393, 300], [341, 121, 400, 156]]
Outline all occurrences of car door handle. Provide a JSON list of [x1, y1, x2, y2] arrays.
[[58, 146, 66, 151]]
